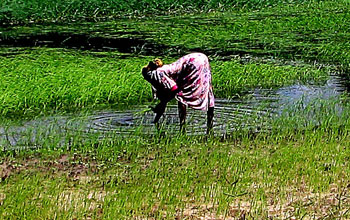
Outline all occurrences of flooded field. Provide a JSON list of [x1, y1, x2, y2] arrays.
[[2, 2, 350, 219], [1, 16, 343, 151], [1, 74, 348, 149]]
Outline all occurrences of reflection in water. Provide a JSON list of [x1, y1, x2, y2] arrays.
[[0, 32, 172, 56], [0, 75, 349, 149]]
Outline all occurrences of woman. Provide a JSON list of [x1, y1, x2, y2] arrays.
[[142, 53, 215, 134]]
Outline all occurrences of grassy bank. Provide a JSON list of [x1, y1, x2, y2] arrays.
[[1, 102, 350, 218], [0, 0, 323, 24]]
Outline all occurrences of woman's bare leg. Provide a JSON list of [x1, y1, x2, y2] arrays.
[[207, 106, 214, 135], [178, 102, 187, 133]]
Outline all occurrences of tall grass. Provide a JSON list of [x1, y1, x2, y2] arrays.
[[0, 48, 329, 118], [1, 1, 350, 218], [1, 102, 350, 218], [0, 0, 323, 24]]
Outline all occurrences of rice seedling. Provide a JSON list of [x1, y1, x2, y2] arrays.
[[1, 0, 350, 218], [1, 101, 350, 219], [0, 48, 330, 119]]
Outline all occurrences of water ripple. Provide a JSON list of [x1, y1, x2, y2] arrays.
[[1, 75, 348, 149]]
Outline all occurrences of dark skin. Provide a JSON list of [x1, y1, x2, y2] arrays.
[[152, 91, 214, 135], [143, 61, 214, 134]]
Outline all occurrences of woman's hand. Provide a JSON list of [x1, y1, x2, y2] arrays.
[[152, 87, 178, 123], [153, 101, 167, 123], [142, 65, 150, 74]]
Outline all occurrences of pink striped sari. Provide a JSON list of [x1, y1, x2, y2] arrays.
[[143, 53, 215, 111]]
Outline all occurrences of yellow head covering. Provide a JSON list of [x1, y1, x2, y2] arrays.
[[154, 58, 163, 67], [142, 58, 164, 74]]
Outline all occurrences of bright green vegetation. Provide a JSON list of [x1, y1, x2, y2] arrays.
[[1, 0, 323, 24], [0, 49, 151, 117], [1, 0, 350, 218], [0, 48, 329, 118], [1, 103, 350, 218], [3, 0, 349, 117]]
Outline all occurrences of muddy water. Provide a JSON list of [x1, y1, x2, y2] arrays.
[[1, 74, 348, 150]]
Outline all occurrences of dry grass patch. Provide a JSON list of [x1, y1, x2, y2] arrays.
[[0, 153, 101, 182]]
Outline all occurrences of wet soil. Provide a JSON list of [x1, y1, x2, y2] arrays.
[[0, 153, 98, 182]]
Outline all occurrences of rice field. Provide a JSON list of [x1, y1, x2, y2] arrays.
[[1, 0, 350, 219]]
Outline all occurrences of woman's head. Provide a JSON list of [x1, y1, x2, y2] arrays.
[[153, 58, 163, 68], [142, 58, 164, 73], [142, 58, 175, 97]]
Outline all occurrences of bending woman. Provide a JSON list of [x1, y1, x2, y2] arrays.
[[142, 52, 215, 134]]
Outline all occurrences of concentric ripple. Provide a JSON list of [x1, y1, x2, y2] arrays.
[[76, 99, 274, 136], [1, 74, 349, 149]]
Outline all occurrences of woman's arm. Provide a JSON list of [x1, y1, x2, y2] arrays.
[[152, 88, 178, 123], [153, 101, 167, 124]]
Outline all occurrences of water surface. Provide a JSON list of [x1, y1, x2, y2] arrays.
[[1, 74, 348, 150]]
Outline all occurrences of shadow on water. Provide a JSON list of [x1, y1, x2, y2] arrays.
[[1, 74, 349, 150], [0, 24, 308, 60], [0, 31, 301, 61], [2, 11, 350, 61], [0, 31, 174, 56]]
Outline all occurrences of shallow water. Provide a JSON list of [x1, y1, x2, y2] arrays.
[[1, 74, 348, 150]]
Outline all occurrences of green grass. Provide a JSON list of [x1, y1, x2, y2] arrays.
[[1, 0, 349, 119], [1, 105, 350, 219], [1, 0, 350, 218], [1, 97, 350, 219], [0, 49, 152, 117], [0, 48, 329, 118], [0, 0, 323, 24]]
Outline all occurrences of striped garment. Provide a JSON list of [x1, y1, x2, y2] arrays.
[[143, 53, 215, 111]]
